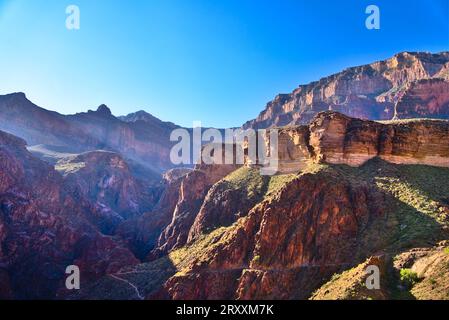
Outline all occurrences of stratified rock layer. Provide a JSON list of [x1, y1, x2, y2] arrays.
[[150, 166, 389, 300], [244, 52, 449, 129], [395, 78, 449, 119], [269, 111, 449, 173]]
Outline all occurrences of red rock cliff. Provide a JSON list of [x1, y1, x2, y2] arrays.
[[244, 52, 449, 129], [267, 111, 449, 172], [0, 130, 138, 299]]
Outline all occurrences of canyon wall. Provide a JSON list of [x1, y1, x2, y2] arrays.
[[244, 51, 449, 129], [0, 93, 179, 174], [0, 130, 139, 299], [264, 111, 449, 174]]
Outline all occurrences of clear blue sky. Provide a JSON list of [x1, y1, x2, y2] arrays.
[[0, 0, 448, 128]]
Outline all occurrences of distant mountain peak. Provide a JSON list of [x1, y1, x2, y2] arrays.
[[118, 110, 179, 129], [0, 92, 28, 103], [120, 110, 158, 122], [96, 104, 112, 116], [10, 92, 27, 99]]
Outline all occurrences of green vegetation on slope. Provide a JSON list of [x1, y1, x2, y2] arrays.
[[333, 159, 449, 250], [169, 226, 233, 275], [223, 166, 297, 199], [309, 159, 449, 300], [78, 160, 449, 300], [410, 251, 449, 300], [399, 269, 421, 289], [310, 258, 388, 300], [223, 167, 268, 199]]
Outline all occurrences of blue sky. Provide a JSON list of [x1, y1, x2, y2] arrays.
[[0, 0, 448, 128]]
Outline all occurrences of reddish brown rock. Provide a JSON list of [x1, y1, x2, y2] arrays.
[[236, 267, 333, 300], [156, 169, 387, 300], [187, 182, 258, 244], [308, 112, 383, 166], [117, 168, 189, 259], [161, 270, 242, 300], [244, 52, 449, 129], [0, 130, 138, 299], [153, 161, 240, 256], [57, 151, 157, 221], [395, 78, 449, 119], [269, 111, 449, 172]]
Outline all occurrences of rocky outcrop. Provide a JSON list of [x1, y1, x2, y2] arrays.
[[265, 111, 449, 173], [393, 242, 449, 300], [0, 130, 138, 299], [151, 161, 240, 257], [116, 168, 191, 259], [187, 168, 272, 244], [56, 151, 157, 222], [147, 110, 449, 264], [244, 52, 449, 129], [3, 51, 449, 301], [0, 93, 179, 173], [310, 255, 390, 300], [272, 126, 312, 173], [152, 167, 388, 300], [77, 156, 449, 300], [395, 78, 449, 119]]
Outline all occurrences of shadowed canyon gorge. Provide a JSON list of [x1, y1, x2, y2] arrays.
[[1, 51, 449, 300]]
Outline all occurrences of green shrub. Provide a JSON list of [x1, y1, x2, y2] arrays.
[[252, 255, 261, 265], [400, 269, 420, 288], [443, 247, 449, 255]]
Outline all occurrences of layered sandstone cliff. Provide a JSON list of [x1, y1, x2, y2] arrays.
[[74, 109, 449, 300], [265, 111, 449, 174], [395, 78, 449, 119], [244, 51, 449, 129]]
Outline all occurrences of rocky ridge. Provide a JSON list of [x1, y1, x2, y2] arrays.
[[244, 51, 449, 129], [0, 130, 139, 299], [76, 111, 449, 300], [263, 111, 449, 174], [0, 93, 179, 174]]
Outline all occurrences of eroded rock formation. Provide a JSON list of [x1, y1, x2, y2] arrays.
[[0, 130, 138, 299], [244, 51, 449, 129], [151, 160, 241, 257], [266, 111, 449, 173], [57, 151, 157, 222], [395, 78, 449, 119], [0, 93, 179, 174], [150, 167, 389, 300]]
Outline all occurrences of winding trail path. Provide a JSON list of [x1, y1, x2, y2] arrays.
[[109, 274, 144, 300]]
